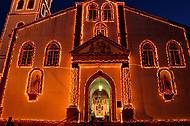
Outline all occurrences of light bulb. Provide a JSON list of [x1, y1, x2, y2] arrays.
[[99, 85, 103, 91]]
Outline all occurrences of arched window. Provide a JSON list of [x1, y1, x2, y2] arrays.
[[88, 3, 98, 21], [16, 22, 24, 28], [27, 68, 43, 101], [17, 0, 24, 10], [18, 42, 34, 66], [140, 41, 157, 67], [167, 41, 184, 66], [27, 0, 34, 9], [102, 3, 113, 21], [94, 23, 107, 36], [157, 69, 177, 101], [44, 41, 60, 66]]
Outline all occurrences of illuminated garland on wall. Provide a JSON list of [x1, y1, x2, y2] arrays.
[[70, 67, 79, 107]]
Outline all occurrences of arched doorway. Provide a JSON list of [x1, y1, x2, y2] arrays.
[[85, 71, 116, 122], [90, 77, 110, 121]]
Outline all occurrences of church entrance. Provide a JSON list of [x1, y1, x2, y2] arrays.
[[84, 71, 116, 122], [90, 77, 110, 121]]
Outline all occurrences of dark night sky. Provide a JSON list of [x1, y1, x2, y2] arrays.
[[0, 0, 190, 35]]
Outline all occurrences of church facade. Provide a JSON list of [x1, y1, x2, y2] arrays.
[[0, 0, 190, 122]]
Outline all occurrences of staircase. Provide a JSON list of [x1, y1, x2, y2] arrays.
[[1, 113, 190, 126], [1, 119, 190, 126]]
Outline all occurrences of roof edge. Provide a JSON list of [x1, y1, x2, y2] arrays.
[[124, 6, 188, 30], [15, 6, 76, 31]]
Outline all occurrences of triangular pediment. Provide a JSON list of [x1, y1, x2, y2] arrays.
[[71, 34, 129, 63], [71, 34, 129, 55]]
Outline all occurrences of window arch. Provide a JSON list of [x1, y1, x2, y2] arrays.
[[94, 23, 107, 36], [140, 41, 158, 67], [87, 3, 99, 21], [27, 0, 34, 9], [16, 22, 25, 28], [102, 3, 113, 21], [27, 68, 43, 101], [167, 40, 185, 66], [18, 42, 35, 66], [44, 41, 61, 66], [157, 68, 177, 101], [17, 0, 24, 10]]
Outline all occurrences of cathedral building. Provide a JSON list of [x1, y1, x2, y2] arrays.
[[0, 0, 190, 124]]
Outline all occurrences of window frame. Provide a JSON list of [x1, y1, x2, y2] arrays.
[[44, 41, 61, 67], [166, 40, 185, 67], [16, 0, 25, 10], [140, 40, 158, 68], [94, 23, 107, 36], [87, 2, 99, 21], [18, 41, 35, 67], [27, 0, 35, 10], [102, 3, 114, 21], [16, 21, 25, 28]]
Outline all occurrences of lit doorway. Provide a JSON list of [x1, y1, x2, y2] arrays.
[[84, 71, 116, 122], [89, 77, 110, 121]]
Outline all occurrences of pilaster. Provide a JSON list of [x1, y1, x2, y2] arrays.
[[121, 62, 134, 121], [66, 63, 80, 122]]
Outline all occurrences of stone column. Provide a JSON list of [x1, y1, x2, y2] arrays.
[[121, 63, 134, 121], [66, 63, 79, 122]]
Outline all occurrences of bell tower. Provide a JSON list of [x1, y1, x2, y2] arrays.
[[9, 0, 53, 18], [0, 0, 53, 73], [0, 0, 53, 115]]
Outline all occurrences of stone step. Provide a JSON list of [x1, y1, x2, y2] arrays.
[[1, 119, 190, 126]]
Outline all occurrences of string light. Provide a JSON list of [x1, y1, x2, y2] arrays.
[[166, 40, 186, 68], [139, 40, 159, 69], [157, 67, 177, 102], [0, 0, 189, 123]]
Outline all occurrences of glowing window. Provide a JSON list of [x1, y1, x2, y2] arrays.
[[27, 68, 43, 101], [141, 42, 157, 67], [102, 4, 113, 21], [94, 23, 107, 36], [18, 42, 34, 66], [27, 0, 34, 9], [88, 3, 98, 21], [44, 42, 60, 66], [167, 41, 184, 66], [157, 69, 177, 101], [17, 0, 24, 10]]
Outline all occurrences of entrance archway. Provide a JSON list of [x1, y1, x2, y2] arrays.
[[90, 77, 110, 121], [85, 71, 116, 122]]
